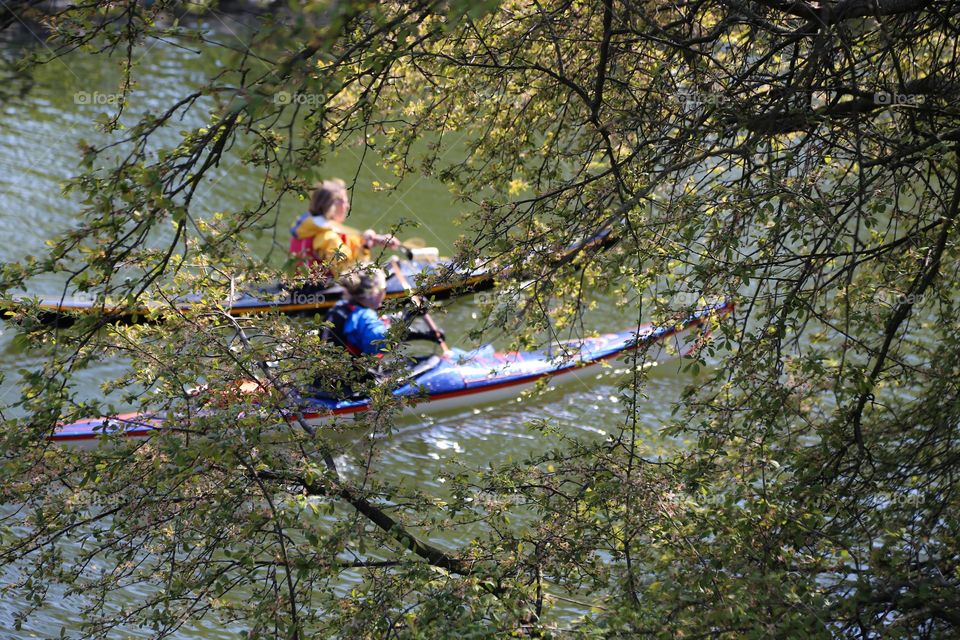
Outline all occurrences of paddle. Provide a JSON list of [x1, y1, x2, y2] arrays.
[[388, 256, 451, 355], [330, 220, 427, 252]]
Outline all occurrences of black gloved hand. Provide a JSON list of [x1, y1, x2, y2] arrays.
[[407, 327, 445, 343], [401, 298, 432, 322]]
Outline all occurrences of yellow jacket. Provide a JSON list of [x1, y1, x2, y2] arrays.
[[292, 215, 370, 276]]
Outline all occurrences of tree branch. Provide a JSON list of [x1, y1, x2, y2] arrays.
[[847, 148, 960, 452]]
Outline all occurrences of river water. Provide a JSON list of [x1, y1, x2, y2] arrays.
[[0, 32, 699, 638]]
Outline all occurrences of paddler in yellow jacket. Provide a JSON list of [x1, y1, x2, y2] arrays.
[[289, 178, 400, 277]]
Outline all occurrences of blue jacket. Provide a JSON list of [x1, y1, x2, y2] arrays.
[[327, 301, 388, 355]]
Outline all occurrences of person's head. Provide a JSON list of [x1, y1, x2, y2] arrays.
[[340, 269, 387, 309], [308, 178, 350, 222]]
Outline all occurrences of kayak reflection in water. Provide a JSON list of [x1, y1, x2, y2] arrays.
[[316, 269, 444, 399], [289, 178, 401, 279]]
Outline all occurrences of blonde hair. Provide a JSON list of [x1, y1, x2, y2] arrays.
[[308, 178, 348, 217]]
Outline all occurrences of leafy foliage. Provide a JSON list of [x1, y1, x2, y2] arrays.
[[2, 0, 960, 638]]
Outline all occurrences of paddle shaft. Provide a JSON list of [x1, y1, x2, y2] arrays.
[[331, 220, 425, 250], [389, 257, 450, 354]]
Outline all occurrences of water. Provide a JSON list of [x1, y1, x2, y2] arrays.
[[0, 35, 696, 637]]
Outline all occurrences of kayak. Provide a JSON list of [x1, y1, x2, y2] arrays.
[[3, 226, 618, 325], [50, 302, 733, 449], [51, 302, 732, 447], [1, 256, 482, 326]]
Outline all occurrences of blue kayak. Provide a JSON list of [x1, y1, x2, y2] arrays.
[[51, 302, 733, 448]]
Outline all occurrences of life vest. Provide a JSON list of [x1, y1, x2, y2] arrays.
[[288, 212, 316, 265], [289, 213, 351, 271], [323, 301, 388, 359], [324, 301, 362, 356]]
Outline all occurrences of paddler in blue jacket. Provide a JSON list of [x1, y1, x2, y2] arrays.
[[324, 269, 443, 356]]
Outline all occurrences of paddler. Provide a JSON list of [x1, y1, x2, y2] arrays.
[[323, 269, 444, 356], [289, 178, 401, 278], [316, 269, 444, 399]]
